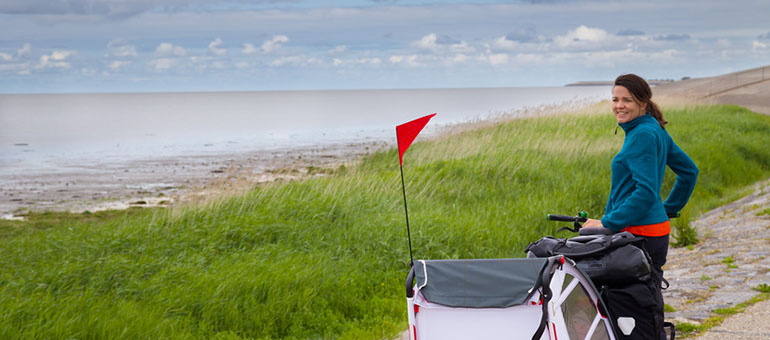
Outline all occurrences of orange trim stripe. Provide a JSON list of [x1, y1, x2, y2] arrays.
[[622, 220, 670, 237]]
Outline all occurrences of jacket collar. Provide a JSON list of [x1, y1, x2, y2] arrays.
[[619, 113, 655, 133]]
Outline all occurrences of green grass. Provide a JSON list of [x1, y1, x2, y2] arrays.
[[1, 104, 770, 339], [676, 292, 770, 338]]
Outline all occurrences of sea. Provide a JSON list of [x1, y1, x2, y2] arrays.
[[0, 86, 610, 174]]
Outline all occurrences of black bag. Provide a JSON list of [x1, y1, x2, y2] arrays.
[[526, 231, 665, 339], [525, 231, 652, 285], [601, 279, 664, 340]]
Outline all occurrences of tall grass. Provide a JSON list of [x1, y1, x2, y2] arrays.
[[1, 104, 769, 339]]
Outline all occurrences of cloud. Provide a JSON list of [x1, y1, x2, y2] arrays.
[[554, 25, 614, 50], [412, 33, 473, 53], [331, 57, 382, 67], [758, 31, 770, 40], [617, 29, 645, 36], [654, 34, 691, 41], [17, 43, 31, 57], [716, 38, 732, 49], [208, 37, 227, 56], [109, 60, 131, 70], [0, 52, 12, 61], [148, 58, 175, 71], [478, 52, 510, 66], [38, 50, 74, 69], [328, 45, 347, 54], [262, 35, 289, 53], [389, 54, 421, 67], [505, 25, 541, 43], [0, 0, 303, 19], [270, 56, 319, 67], [753, 41, 769, 50], [107, 39, 137, 57], [241, 43, 258, 55], [155, 42, 187, 57]]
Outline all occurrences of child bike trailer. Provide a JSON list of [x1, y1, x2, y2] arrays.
[[405, 256, 617, 340]]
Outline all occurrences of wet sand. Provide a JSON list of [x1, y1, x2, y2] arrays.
[[1, 140, 389, 219]]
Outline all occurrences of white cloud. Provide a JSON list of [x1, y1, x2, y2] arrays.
[[109, 60, 131, 70], [478, 52, 509, 66], [332, 57, 382, 67], [242, 43, 258, 55], [155, 42, 187, 57], [412, 33, 474, 53], [753, 41, 769, 49], [491, 36, 522, 51], [17, 43, 31, 57], [37, 50, 74, 69], [0, 52, 12, 61], [270, 55, 318, 67], [235, 61, 250, 69], [389, 54, 422, 67], [107, 40, 137, 58], [554, 25, 615, 50], [449, 53, 469, 64], [148, 58, 175, 71], [262, 35, 289, 54], [208, 37, 226, 56], [716, 39, 732, 49], [328, 45, 347, 54]]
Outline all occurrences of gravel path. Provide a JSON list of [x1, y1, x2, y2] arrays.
[[663, 180, 770, 338]]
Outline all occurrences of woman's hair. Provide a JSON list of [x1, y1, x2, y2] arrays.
[[614, 74, 667, 128]]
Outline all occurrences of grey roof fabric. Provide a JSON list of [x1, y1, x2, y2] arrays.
[[414, 258, 548, 308]]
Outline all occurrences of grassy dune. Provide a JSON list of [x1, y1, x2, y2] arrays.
[[1, 104, 769, 339]]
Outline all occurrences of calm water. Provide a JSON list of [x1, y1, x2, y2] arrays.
[[0, 86, 609, 173]]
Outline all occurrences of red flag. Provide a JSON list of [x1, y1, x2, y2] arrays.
[[396, 113, 436, 166]]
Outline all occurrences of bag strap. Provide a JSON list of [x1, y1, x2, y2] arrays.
[[531, 256, 561, 340]]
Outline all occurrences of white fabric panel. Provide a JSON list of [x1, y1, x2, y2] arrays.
[[414, 303, 543, 340]]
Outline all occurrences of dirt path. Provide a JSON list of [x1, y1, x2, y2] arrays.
[[663, 180, 770, 338]]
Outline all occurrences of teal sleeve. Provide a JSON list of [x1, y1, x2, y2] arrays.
[[663, 140, 698, 213], [601, 132, 658, 231]]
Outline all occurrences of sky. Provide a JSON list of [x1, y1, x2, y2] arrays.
[[1, 0, 769, 93]]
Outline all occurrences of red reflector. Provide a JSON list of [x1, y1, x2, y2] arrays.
[[414, 305, 420, 314], [559, 256, 565, 265]]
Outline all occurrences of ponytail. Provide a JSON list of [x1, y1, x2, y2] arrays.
[[646, 100, 667, 128]]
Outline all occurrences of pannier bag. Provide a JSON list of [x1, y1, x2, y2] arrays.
[[525, 231, 651, 286], [526, 231, 664, 340]]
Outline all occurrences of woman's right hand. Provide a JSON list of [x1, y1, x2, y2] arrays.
[[582, 219, 604, 228]]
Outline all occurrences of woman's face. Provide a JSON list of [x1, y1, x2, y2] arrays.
[[612, 85, 647, 124]]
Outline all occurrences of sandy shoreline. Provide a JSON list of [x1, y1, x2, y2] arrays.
[[1, 139, 389, 219]]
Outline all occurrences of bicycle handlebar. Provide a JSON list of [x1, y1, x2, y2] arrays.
[[546, 214, 587, 222], [546, 211, 680, 233]]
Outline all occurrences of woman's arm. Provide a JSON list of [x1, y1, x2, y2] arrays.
[[664, 140, 699, 213]]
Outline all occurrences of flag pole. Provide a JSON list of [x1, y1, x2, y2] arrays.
[[395, 113, 435, 268], [399, 164, 414, 267]]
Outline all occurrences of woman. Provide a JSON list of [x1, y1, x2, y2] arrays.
[[583, 74, 698, 278]]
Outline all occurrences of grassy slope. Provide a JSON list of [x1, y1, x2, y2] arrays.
[[1, 105, 769, 339]]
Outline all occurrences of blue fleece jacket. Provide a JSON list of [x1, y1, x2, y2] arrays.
[[601, 114, 699, 232]]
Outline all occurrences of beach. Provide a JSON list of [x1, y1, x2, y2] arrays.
[[1, 139, 391, 218], [0, 86, 611, 218]]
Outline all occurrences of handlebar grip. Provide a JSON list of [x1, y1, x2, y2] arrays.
[[547, 214, 579, 222], [667, 212, 680, 218]]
